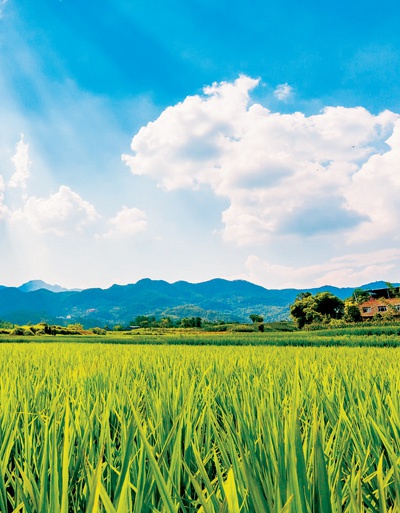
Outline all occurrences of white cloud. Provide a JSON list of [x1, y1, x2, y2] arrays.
[[242, 248, 400, 289], [123, 75, 399, 247], [9, 134, 31, 191], [274, 83, 293, 101], [345, 120, 400, 242], [12, 185, 98, 235], [100, 206, 147, 238], [0, 0, 7, 18], [0, 175, 9, 219], [122, 75, 260, 192]]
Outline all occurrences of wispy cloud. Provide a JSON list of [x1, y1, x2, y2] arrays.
[[241, 248, 400, 289], [9, 134, 31, 192], [0, 175, 9, 219], [274, 83, 293, 101], [0, 0, 7, 18]]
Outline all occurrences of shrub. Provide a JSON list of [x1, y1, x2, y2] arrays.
[[204, 324, 228, 332], [231, 324, 257, 332], [10, 327, 34, 336], [91, 327, 107, 335]]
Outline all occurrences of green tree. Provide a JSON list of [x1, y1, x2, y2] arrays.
[[313, 292, 344, 318], [67, 323, 84, 332], [343, 299, 362, 323], [249, 314, 264, 323], [0, 319, 14, 330], [133, 315, 156, 328], [385, 282, 400, 298], [352, 288, 371, 303], [290, 291, 344, 328], [181, 318, 192, 328], [290, 293, 318, 328], [296, 292, 313, 300], [181, 317, 202, 328], [160, 317, 174, 328]]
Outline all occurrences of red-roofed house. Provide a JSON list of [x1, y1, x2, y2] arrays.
[[359, 297, 400, 320]]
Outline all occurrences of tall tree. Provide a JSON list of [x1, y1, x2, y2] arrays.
[[343, 299, 362, 323], [249, 314, 264, 323], [290, 292, 344, 328]]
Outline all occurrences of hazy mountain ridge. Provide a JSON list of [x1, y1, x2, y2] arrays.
[[0, 279, 395, 327], [17, 280, 80, 293]]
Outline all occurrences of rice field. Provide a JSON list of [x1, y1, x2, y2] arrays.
[[1, 343, 400, 512], [4, 323, 400, 347]]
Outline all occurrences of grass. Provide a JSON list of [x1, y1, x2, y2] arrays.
[[1, 343, 400, 511], [2, 322, 400, 346]]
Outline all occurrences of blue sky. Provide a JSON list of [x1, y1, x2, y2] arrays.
[[1, 0, 400, 289]]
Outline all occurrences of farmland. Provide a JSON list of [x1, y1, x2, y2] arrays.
[[3, 322, 400, 347], [0, 342, 400, 512]]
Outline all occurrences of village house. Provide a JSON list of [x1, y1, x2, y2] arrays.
[[358, 287, 400, 320], [359, 297, 400, 319]]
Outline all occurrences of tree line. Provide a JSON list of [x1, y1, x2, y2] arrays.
[[288, 289, 399, 328]]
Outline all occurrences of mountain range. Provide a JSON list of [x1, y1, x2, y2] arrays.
[[0, 278, 393, 328]]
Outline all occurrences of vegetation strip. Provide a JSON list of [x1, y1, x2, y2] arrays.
[[2, 322, 400, 347]]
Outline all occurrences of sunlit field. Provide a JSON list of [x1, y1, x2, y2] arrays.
[[1, 343, 400, 512]]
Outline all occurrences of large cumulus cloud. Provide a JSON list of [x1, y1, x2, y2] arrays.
[[123, 75, 399, 247]]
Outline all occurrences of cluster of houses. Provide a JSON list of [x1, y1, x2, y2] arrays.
[[358, 287, 400, 320]]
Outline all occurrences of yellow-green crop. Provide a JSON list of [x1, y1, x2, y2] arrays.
[[0, 343, 400, 512]]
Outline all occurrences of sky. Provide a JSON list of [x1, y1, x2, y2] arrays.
[[1, 0, 400, 290]]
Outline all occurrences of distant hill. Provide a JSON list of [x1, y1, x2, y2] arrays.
[[0, 278, 397, 327], [18, 280, 72, 293]]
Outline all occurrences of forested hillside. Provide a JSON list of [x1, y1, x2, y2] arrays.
[[0, 278, 392, 327]]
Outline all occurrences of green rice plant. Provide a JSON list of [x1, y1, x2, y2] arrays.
[[0, 344, 400, 511]]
